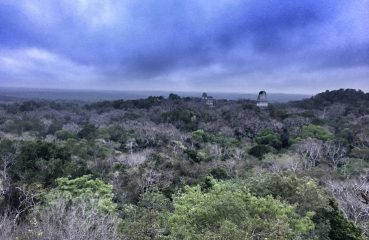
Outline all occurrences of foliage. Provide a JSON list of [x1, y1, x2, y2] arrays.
[[89, 96, 164, 110], [77, 123, 98, 140], [119, 190, 172, 240], [11, 141, 89, 186], [339, 158, 369, 177], [168, 180, 315, 240], [106, 125, 136, 143], [55, 130, 77, 140], [297, 124, 334, 141], [245, 173, 329, 214], [350, 147, 369, 161], [155, 109, 199, 131], [244, 173, 363, 239], [168, 93, 181, 101], [321, 200, 363, 240], [2, 89, 369, 238], [192, 129, 239, 147], [209, 167, 229, 180], [184, 149, 208, 163], [45, 175, 117, 213], [255, 128, 282, 149], [249, 144, 274, 159]]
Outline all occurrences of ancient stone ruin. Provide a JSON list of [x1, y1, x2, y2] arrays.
[[201, 92, 214, 107], [256, 90, 268, 108]]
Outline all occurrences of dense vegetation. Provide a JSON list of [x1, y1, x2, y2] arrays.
[[1, 89, 369, 239]]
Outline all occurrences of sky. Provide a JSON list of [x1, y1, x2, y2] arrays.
[[0, 0, 368, 94]]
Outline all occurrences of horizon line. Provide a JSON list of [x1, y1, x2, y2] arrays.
[[3, 85, 362, 96]]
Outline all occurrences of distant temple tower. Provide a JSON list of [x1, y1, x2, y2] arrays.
[[206, 96, 214, 107], [256, 91, 268, 108], [202, 92, 208, 100], [201, 92, 214, 107]]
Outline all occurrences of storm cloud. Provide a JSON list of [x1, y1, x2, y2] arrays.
[[0, 0, 368, 93]]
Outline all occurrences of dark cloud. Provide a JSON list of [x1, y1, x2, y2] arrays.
[[0, 0, 368, 93], [313, 44, 369, 69]]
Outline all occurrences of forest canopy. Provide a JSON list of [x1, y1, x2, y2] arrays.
[[0, 89, 368, 239]]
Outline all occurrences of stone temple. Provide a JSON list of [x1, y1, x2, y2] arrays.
[[256, 91, 268, 108], [201, 92, 214, 107]]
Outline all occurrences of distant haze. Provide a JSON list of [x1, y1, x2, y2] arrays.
[[0, 87, 310, 103], [0, 1, 368, 93]]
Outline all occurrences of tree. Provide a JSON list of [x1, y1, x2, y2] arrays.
[[0, 142, 19, 200], [245, 173, 329, 215], [119, 190, 172, 240], [30, 196, 119, 240], [321, 200, 364, 240], [294, 138, 323, 169], [45, 175, 117, 213], [77, 123, 98, 140], [324, 141, 347, 170], [327, 174, 369, 236], [168, 180, 315, 240], [245, 173, 361, 239], [168, 93, 181, 101], [11, 141, 89, 187], [262, 153, 302, 173], [297, 124, 334, 141], [0, 211, 17, 239], [255, 128, 282, 150], [249, 145, 274, 159], [27, 175, 120, 240]]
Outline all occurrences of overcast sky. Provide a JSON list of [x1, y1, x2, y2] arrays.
[[0, 0, 368, 94]]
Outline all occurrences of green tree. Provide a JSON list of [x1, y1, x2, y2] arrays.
[[168, 93, 181, 101], [12, 141, 88, 186], [244, 173, 363, 239], [298, 124, 334, 141], [119, 191, 172, 240], [168, 180, 315, 240], [321, 200, 363, 240], [249, 144, 274, 159], [255, 129, 282, 149], [77, 123, 98, 140], [45, 175, 117, 213]]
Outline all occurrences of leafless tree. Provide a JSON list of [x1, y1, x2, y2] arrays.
[[0, 143, 19, 189], [327, 173, 369, 234], [263, 153, 302, 174], [205, 143, 223, 160], [14, 186, 40, 222], [0, 143, 20, 208], [324, 141, 347, 170], [0, 211, 17, 239], [29, 197, 119, 240], [295, 138, 323, 169], [126, 138, 137, 156], [354, 131, 369, 148]]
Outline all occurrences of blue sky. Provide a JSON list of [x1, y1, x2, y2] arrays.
[[0, 0, 368, 93]]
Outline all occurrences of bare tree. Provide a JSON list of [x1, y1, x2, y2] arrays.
[[14, 186, 40, 222], [327, 173, 369, 234], [119, 149, 152, 167], [0, 144, 19, 195], [0, 211, 17, 239], [324, 141, 347, 170], [126, 138, 137, 156], [29, 197, 120, 240], [295, 138, 323, 169], [354, 131, 369, 148], [263, 153, 302, 174]]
